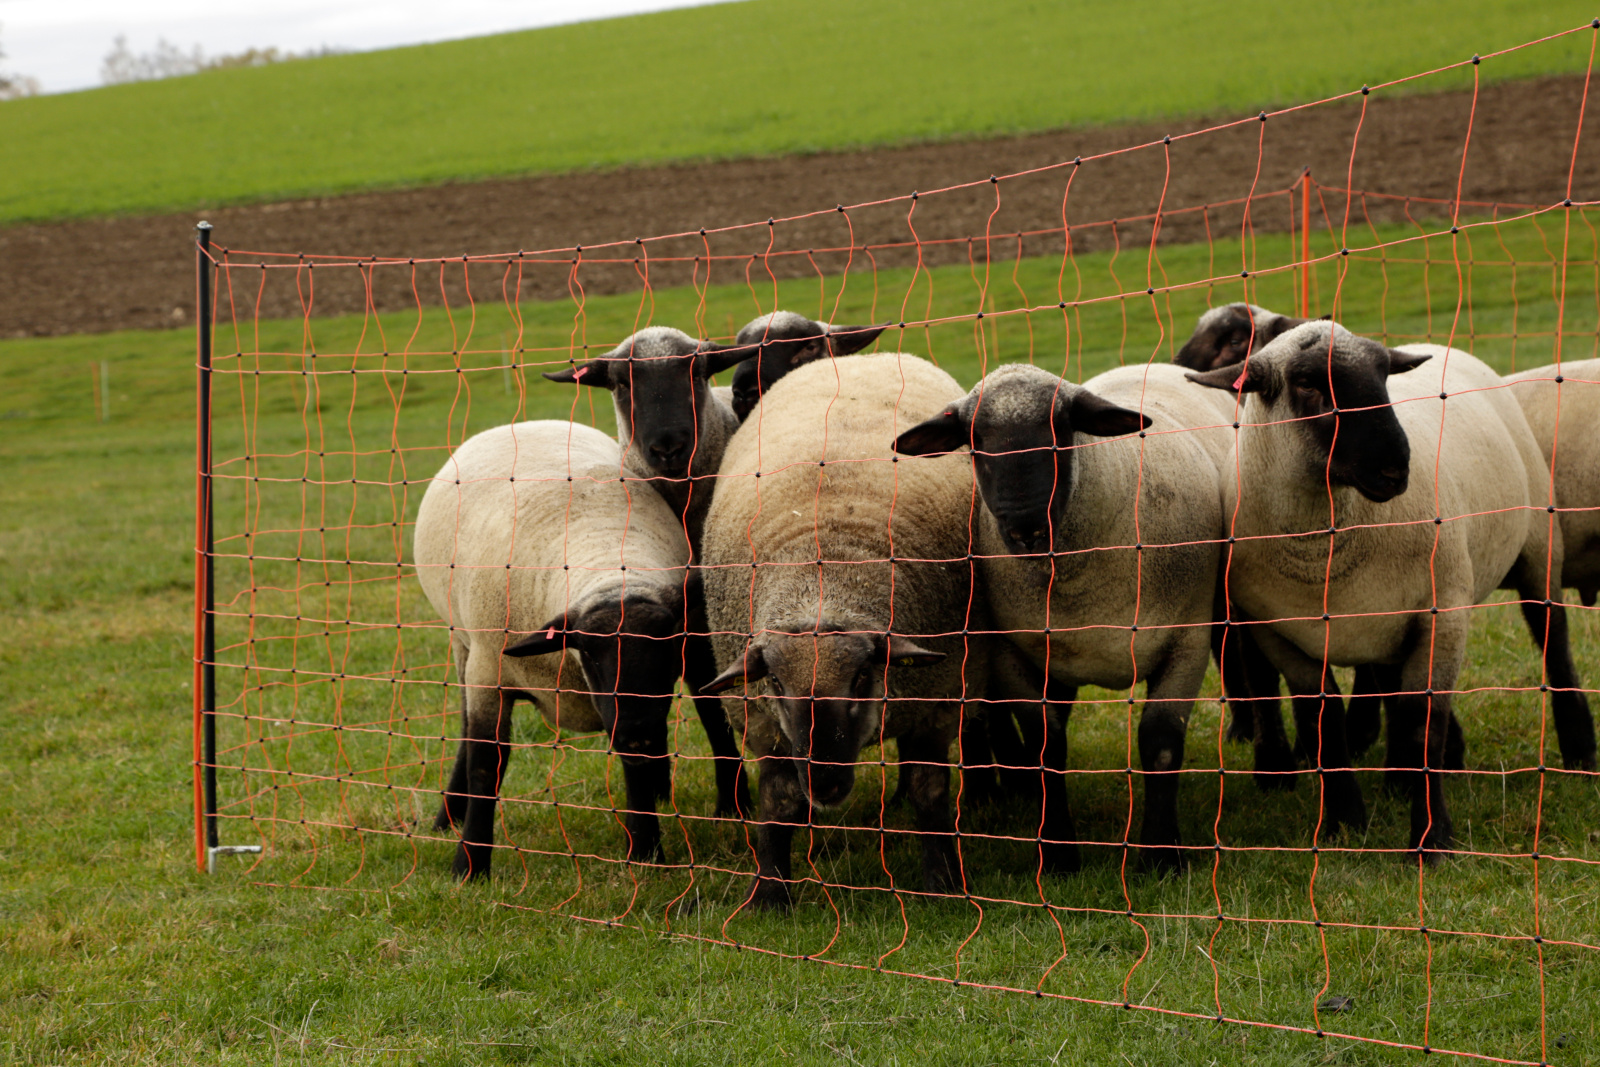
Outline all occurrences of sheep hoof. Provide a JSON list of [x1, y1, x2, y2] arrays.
[[452, 843, 491, 882], [626, 839, 665, 865], [1563, 751, 1598, 773], [746, 877, 793, 913], [1137, 843, 1188, 876]]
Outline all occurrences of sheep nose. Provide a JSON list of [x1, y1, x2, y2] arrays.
[[648, 435, 692, 472], [1003, 524, 1051, 556]]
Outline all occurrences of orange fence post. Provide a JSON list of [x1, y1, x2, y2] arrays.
[[1299, 169, 1313, 319]]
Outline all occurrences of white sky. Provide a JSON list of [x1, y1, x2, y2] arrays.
[[0, 0, 728, 94]]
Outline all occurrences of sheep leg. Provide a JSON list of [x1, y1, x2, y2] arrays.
[[897, 729, 961, 894], [1136, 642, 1208, 873], [1517, 595, 1597, 771], [1017, 683, 1077, 875], [452, 678, 515, 881], [955, 713, 1001, 806], [617, 713, 669, 863], [683, 634, 753, 816], [984, 705, 1033, 800], [984, 638, 1050, 801], [1212, 621, 1256, 744], [1393, 622, 1467, 861], [1251, 627, 1366, 837], [1219, 624, 1297, 791], [435, 637, 475, 831], [1345, 664, 1386, 761], [747, 754, 806, 912]]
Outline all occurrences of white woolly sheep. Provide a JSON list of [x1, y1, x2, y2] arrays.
[[699, 352, 987, 910], [1504, 358, 1600, 606], [414, 420, 697, 879], [1176, 303, 1465, 775], [1186, 323, 1595, 859], [896, 361, 1237, 871]]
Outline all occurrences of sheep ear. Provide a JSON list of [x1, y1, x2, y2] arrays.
[[876, 634, 946, 668], [543, 360, 610, 388], [1261, 313, 1305, 342], [503, 619, 577, 658], [1387, 348, 1431, 375], [699, 644, 769, 695], [700, 342, 760, 376], [1066, 389, 1152, 437], [827, 323, 888, 357], [1186, 361, 1262, 394], [893, 408, 969, 456]]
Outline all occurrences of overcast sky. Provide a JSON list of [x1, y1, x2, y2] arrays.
[[0, 0, 727, 94]]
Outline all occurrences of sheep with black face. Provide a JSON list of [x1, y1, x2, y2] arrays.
[[545, 326, 758, 817], [1175, 302, 1466, 777], [729, 312, 888, 421], [895, 361, 1236, 872], [1186, 322, 1594, 859], [699, 352, 987, 911], [414, 421, 696, 879], [1175, 303, 1321, 371]]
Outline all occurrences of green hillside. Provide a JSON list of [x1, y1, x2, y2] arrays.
[[0, 0, 1592, 226]]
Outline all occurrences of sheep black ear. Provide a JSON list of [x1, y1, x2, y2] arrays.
[[1261, 312, 1305, 343], [543, 360, 610, 388], [1186, 362, 1262, 394], [699, 644, 769, 695], [1066, 389, 1152, 438], [1387, 348, 1431, 375], [892, 408, 969, 456], [827, 323, 889, 357], [503, 620, 573, 658], [875, 634, 946, 668], [700, 342, 761, 376], [729, 360, 761, 421]]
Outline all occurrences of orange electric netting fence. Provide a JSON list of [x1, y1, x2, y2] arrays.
[[194, 22, 1600, 1064]]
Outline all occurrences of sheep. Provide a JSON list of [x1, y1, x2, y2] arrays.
[[1176, 303, 1464, 774], [1175, 303, 1323, 371], [698, 352, 987, 910], [414, 420, 699, 879], [1503, 358, 1600, 607], [1186, 322, 1595, 859], [729, 312, 888, 421], [895, 361, 1236, 872], [545, 326, 760, 817]]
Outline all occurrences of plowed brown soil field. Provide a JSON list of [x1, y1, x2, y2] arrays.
[[4, 74, 1598, 338]]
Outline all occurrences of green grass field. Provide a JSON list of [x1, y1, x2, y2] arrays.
[[0, 0, 1592, 226], [3, 213, 1598, 1063]]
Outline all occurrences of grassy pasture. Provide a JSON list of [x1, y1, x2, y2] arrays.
[[3, 214, 1600, 1064], [0, 0, 1593, 225]]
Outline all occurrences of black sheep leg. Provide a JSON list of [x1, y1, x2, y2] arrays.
[[747, 753, 805, 912], [1519, 595, 1597, 771], [434, 641, 473, 831], [684, 634, 753, 817], [453, 682, 515, 881], [898, 730, 960, 893]]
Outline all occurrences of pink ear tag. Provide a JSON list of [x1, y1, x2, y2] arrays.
[[572, 366, 587, 381], [1233, 369, 1248, 391], [546, 627, 557, 640]]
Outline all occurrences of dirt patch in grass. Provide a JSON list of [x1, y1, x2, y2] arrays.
[[3, 73, 1599, 338]]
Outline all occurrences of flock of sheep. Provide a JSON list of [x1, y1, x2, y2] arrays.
[[412, 304, 1597, 911]]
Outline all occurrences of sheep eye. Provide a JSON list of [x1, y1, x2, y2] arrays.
[[851, 668, 874, 699]]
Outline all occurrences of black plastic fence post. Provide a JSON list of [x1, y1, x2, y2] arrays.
[[196, 222, 218, 861]]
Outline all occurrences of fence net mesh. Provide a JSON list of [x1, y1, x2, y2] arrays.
[[195, 23, 1600, 1064]]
